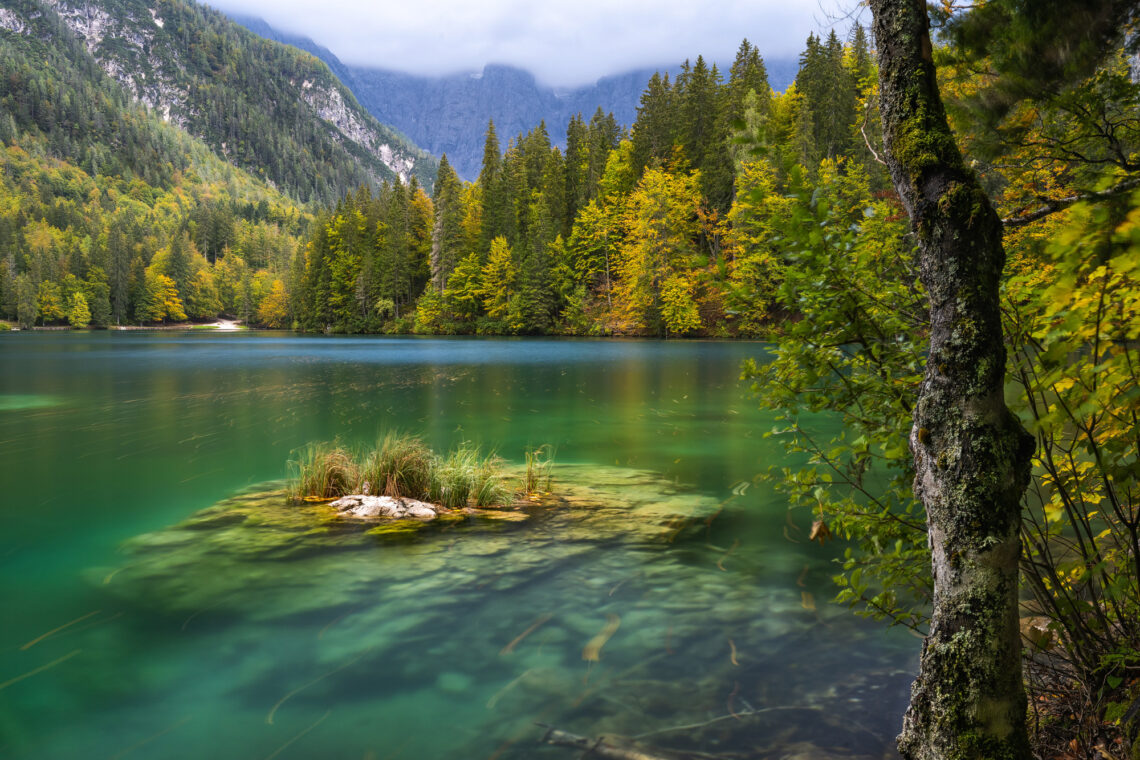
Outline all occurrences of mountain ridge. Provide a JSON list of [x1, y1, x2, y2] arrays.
[[9, 0, 437, 201], [229, 15, 797, 180]]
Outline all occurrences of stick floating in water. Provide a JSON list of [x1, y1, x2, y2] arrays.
[[266, 650, 371, 724], [263, 709, 331, 760], [500, 613, 552, 655], [20, 610, 100, 650], [109, 715, 192, 760], [582, 614, 621, 662], [0, 649, 81, 691]]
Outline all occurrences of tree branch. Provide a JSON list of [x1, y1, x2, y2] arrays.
[[1002, 176, 1140, 228]]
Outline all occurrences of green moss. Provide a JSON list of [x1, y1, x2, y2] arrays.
[[365, 520, 424, 538]]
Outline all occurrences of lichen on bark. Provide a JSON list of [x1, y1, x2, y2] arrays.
[[867, 1, 1035, 759]]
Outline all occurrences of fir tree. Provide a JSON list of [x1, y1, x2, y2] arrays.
[[631, 72, 676, 176]]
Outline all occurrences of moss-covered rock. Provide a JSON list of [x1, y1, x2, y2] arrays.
[[89, 464, 723, 621]]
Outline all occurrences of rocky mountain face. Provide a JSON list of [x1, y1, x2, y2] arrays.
[[9, 0, 437, 200], [341, 64, 676, 180], [231, 15, 796, 180]]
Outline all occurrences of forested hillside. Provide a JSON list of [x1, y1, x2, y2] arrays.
[[0, 0, 315, 328], [292, 33, 882, 336], [4, 0, 435, 203]]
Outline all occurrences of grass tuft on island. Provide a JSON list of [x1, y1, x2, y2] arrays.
[[288, 435, 518, 508]]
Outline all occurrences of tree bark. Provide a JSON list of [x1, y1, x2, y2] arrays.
[[867, 1, 1035, 759]]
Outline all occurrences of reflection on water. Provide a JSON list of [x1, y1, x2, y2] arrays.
[[0, 394, 63, 411], [0, 333, 915, 759]]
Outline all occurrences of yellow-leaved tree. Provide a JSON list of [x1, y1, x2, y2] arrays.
[[613, 168, 702, 335]]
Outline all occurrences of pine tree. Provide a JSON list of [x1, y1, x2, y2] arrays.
[[726, 39, 772, 126], [15, 274, 36, 329], [167, 231, 192, 300], [512, 238, 555, 334], [520, 122, 552, 190], [478, 120, 509, 256], [83, 267, 112, 327], [107, 223, 130, 324], [443, 252, 483, 326], [541, 148, 567, 245], [678, 56, 718, 173], [564, 113, 588, 234], [631, 72, 676, 176], [585, 108, 622, 203]]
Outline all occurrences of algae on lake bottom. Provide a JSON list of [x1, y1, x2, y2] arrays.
[[82, 464, 911, 759]]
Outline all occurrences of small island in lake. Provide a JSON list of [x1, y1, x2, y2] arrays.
[[289, 434, 556, 528]]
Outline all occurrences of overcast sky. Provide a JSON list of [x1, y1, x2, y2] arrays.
[[211, 0, 851, 87]]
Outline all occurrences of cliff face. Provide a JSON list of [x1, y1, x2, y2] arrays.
[[230, 15, 796, 181], [44, 0, 191, 128], [344, 64, 681, 180], [25, 0, 437, 197]]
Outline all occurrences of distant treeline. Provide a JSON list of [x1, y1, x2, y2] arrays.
[[1, 25, 881, 334], [293, 30, 882, 336]]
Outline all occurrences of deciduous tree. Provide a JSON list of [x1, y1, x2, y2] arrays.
[[867, 2, 1034, 758]]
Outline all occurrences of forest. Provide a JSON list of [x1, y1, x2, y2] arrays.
[[1, 24, 880, 335]]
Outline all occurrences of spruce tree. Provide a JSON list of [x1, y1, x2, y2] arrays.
[[585, 108, 622, 203], [107, 224, 130, 325], [564, 113, 588, 233], [168, 231, 192, 301], [478, 121, 511, 256], [430, 155, 465, 292], [631, 72, 676, 176], [726, 39, 771, 125]]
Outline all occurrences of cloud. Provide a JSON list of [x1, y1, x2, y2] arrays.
[[211, 0, 849, 87]]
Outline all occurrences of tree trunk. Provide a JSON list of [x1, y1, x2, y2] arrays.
[[867, 1, 1036, 758]]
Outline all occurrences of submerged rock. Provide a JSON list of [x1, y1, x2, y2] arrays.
[[330, 494, 442, 520], [87, 464, 724, 622]]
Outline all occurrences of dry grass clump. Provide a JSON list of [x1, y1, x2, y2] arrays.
[[361, 433, 434, 499], [428, 445, 511, 509], [288, 441, 359, 501], [523, 444, 555, 496], [289, 435, 516, 509]]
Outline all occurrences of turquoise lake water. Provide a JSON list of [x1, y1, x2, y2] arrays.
[[0, 333, 916, 759]]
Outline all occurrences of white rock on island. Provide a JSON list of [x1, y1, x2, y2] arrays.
[[328, 494, 443, 520]]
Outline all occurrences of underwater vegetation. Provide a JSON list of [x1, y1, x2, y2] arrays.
[[78, 464, 911, 760]]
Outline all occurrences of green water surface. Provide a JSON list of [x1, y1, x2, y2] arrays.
[[0, 333, 916, 759]]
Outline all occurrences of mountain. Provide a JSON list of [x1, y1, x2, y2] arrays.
[[3, 0, 437, 203], [229, 16, 797, 180], [341, 64, 673, 181]]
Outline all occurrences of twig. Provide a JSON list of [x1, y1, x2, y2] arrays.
[[630, 705, 822, 740], [860, 100, 887, 167], [20, 610, 101, 649], [536, 726, 679, 760]]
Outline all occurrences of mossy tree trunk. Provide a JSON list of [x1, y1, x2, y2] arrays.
[[867, 1, 1035, 758]]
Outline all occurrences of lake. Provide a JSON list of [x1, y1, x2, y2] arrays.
[[0, 333, 916, 759]]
